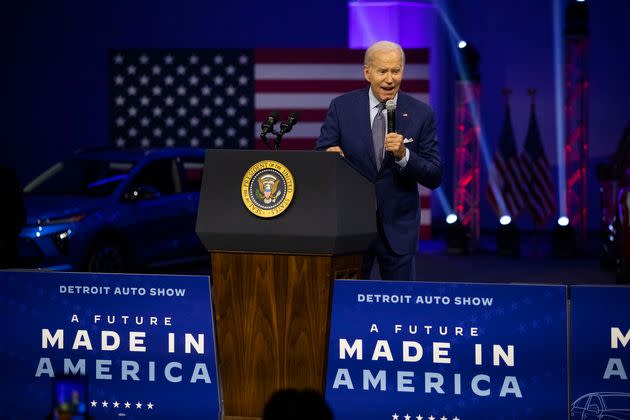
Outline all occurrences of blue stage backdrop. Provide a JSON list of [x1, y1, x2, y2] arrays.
[[0, 271, 220, 419], [325, 280, 569, 420], [570, 285, 630, 416]]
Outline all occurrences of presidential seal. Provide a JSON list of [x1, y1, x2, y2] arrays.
[[241, 160, 295, 218]]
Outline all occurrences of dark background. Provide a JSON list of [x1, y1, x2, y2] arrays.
[[1, 0, 628, 231]]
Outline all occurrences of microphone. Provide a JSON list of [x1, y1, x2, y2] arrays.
[[279, 111, 300, 135], [385, 100, 396, 133], [260, 110, 279, 136]]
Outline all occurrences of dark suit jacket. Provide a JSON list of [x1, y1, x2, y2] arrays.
[[316, 87, 441, 255]]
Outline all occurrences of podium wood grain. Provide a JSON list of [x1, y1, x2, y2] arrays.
[[211, 252, 362, 417]]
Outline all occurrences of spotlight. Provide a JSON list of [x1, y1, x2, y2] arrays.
[[553, 217, 577, 257], [458, 40, 467, 49], [497, 217, 520, 257], [445, 215, 470, 255]]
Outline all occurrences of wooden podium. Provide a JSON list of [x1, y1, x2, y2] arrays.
[[196, 150, 376, 419]]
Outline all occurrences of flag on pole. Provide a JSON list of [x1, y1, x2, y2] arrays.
[[487, 92, 527, 218], [520, 91, 556, 225]]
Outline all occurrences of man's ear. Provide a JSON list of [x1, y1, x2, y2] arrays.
[[363, 65, 370, 83]]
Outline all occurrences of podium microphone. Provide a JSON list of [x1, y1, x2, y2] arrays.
[[260, 111, 279, 149], [279, 111, 299, 135]]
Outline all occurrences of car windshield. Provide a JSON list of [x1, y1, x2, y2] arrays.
[[24, 158, 135, 197], [603, 395, 630, 410]]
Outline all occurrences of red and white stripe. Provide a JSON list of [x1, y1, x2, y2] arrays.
[[521, 153, 555, 225]]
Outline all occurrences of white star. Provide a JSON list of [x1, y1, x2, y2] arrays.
[[176, 65, 186, 75], [238, 75, 248, 85], [189, 75, 199, 85], [102, 401, 108, 408], [202, 127, 211, 137], [190, 117, 199, 126], [214, 137, 224, 147], [189, 55, 199, 64], [214, 117, 224, 126], [139, 54, 149, 64], [227, 127, 236, 137], [164, 75, 174, 85], [124, 401, 131, 409], [428, 416, 435, 420], [114, 75, 124, 85], [165, 137, 175, 147], [152, 86, 162, 96], [116, 137, 125, 147], [114, 54, 123, 64], [147, 402, 154, 410], [239, 116, 248, 126], [127, 86, 137, 96], [152, 65, 161, 75], [201, 85, 211, 96], [165, 96, 175, 106], [153, 128, 163, 137], [136, 402, 143, 409], [177, 106, 187, 116], [226, 106, 236, 117], [404, 415, 411, 420], [115, 96, 125, 106], [140, 117, 150, 126], [201, 107, 212, 116], [127, 65, 136, 75], [113, 401, 120, 408], [140, 96, 150, 106], [238, 137, 249, 148], [239, 54, 248, 64], [441, 417, 447, 420], [226, 85, 236, 96], [141, 137, 150, 147], [153, 107, 163, 116], [392, 414, 399, 420], [190, 137, 200, 147], [127, 107, 137, 116], [452, 417, 460, 420], [226, 65, 235, 75], [189, 96, 199, 106], [213, 75, 224, 86], [201, 65, 211, 75], [90, 400, 97, 407], [139, 75, 149, 85], [164, 55, 174, 64], [238, 96, 249, 106], [214, 96, 224, 106], [165, 117, 175, 126], [178, 127, 188, 137], [214, 55, 223, 64], [177, 86, 187, 96], [115, 117, 125, 126], [416, 416, 423, 420], [128, 127, 138, 137]]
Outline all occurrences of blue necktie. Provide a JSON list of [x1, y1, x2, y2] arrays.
[[372, 102, 385, 170]]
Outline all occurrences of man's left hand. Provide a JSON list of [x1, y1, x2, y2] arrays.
[[384, 133, 406, 161]]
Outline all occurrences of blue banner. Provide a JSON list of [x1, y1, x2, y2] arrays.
[[0, 270, 221, 419], [570, 285, 630, 417], [325, 280, 569, 420]]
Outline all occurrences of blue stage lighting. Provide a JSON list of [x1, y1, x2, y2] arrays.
[[458, 40, 467, 49], [558, 216, 570, 226], [446, 214, 458, 224], [500, 215, 512, 226]]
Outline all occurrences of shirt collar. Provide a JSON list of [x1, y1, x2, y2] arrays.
[[369, 88, 398, 110]]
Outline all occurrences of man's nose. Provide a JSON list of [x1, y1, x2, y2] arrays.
[[385, 72, 393, 83]]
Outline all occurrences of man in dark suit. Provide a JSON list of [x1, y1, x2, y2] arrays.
[[316, 40, 441, 280]]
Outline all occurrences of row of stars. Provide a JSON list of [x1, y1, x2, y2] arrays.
[[90, 400, 154, 410], [115, 137, 250, 148], [392, 414, 460, 420], [113, 53, 249, 66], [114, 67, 246, 83], [114, 74, 249, 91]]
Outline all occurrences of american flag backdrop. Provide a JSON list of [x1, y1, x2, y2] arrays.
[[520, 101, 556, 226], [487, 102, 528, 218], [109, 48, 433, 237]]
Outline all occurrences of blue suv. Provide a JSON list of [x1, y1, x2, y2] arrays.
[[19, 148, 208, 272]]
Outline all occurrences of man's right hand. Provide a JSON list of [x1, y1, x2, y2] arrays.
[[326, 146, 345, 157]]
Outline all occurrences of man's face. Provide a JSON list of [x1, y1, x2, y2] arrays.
[[364, 49, 404, 102]]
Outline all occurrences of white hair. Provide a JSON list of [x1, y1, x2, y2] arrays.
[[364, 41, 405, 67]]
